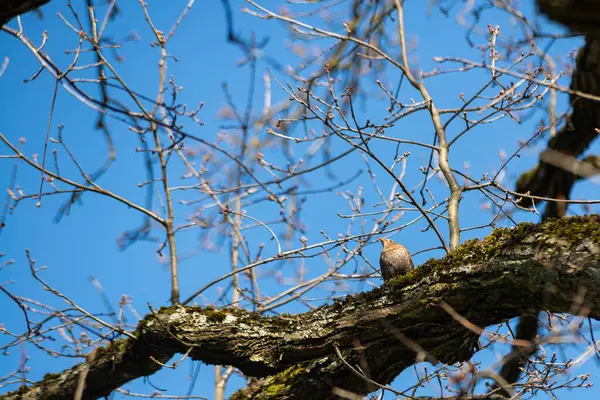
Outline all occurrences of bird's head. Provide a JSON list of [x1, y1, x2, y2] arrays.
[[377, 237, 396, 248]]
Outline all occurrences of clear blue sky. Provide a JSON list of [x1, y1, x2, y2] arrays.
[[1, 1, 599, 398]]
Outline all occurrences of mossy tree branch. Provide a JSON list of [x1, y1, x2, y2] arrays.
[[1, 215, 599, 400]]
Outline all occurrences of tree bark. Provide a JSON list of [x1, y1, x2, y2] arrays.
[[515, 35, 600, 210], [1, 215, 599, 400], [1, 1, 599, 399], [0, 0, 50, 27], [509, 5, 600, 395], [537, 0, 600, 34]]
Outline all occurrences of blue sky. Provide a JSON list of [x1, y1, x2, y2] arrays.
[[1, 0, 599, 398]]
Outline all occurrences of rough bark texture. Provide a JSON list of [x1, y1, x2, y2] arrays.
[[0, 0, 49, 27], [537, 0, 600, 34], [1, 215, 599, 400], [0, 1, 598, 399], [515, 35, 600, 211], [509, 3, 600, 394], [518, 2, 600, 211]]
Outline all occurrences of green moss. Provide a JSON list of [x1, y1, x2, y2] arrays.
[[185, 305, 203, 312], [134, 315, 153, 336], [90, 338, 131, 364], [386, 264, 427, 286], [151, 304, 299, 329], [137, 305, 178, 327], [112, 338, 130, 352], [42, 372, 61, 381], [262, 382, 286, 396], [262, 365, 306, 396], [206, 308, 227, 323], [228, 365, 306, 399]]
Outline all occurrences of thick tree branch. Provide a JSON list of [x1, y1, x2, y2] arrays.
[[1, 215, 599, 399], [515, 35, 600, 212], [537, 0, 600, 34], [499, 3, 600, 396], [0, 0, 50, 27], [510, 8, 600, 394]]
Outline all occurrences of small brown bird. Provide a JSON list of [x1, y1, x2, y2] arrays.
[[378, 237, 414, 281]]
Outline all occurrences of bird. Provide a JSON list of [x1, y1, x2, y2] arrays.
[[378, 237, 414, 281]]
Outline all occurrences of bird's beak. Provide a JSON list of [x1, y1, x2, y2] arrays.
[[377, 237, 384, 244]]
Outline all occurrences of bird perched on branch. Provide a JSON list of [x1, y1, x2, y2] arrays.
[[378, 237, 414, 281]]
